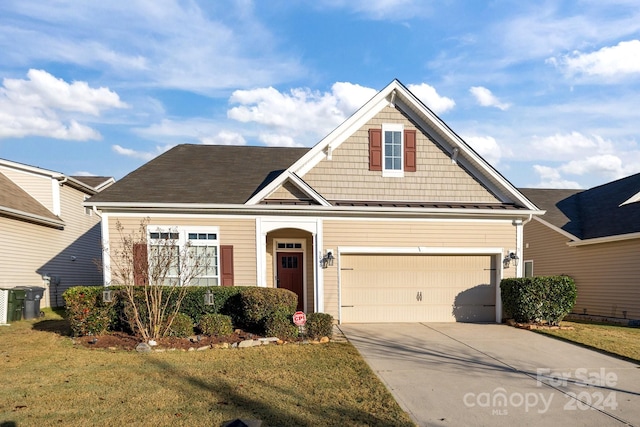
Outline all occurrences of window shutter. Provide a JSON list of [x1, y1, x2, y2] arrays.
[[220, 245, 234, 287], [369, 128, 382, 171], [404, 129, 417, 172], [133, 243, 148, 286]]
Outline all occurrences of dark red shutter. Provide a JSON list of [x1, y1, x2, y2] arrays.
[[220, 245, 234, 287], [133, 243, 148, 286], [369, 128, 382, 171], [404, 129, 417, 172]]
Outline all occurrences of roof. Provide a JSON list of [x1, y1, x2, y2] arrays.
[[0, 171, 64, 228], [520, 173, 640, 240], [88, 145, 310, 204], [70, 176, 115, 191]]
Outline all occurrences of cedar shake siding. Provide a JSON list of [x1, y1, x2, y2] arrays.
[[302, 106, 500, 203]]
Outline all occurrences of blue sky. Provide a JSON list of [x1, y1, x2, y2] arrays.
[[1, 0, 640, 189]]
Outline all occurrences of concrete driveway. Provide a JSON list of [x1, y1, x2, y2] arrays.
[[339, 323, 640, 427]]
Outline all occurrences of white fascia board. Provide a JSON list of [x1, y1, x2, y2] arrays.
[[620, 191, 640, 206], [0, 158, 64, 179], [245, 81, 398, 205], [0, 206, 65, 229], [531, 216, 581, 242], [567, 231, 640, 247], [89, 201, 543, 219], [65, 176, 99, 195], [339, 246, 503, 255]]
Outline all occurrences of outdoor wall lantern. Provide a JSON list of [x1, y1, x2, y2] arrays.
[[102, 289, 113, 303], [204, 289, 215, 306], [321, 250, 334, 269], [502, 251, 519, 269]]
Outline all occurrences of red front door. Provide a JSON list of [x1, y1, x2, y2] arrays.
[[277, 252, 304, 311]]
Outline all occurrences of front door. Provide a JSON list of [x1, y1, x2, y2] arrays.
[[277, 252, 304, 311]]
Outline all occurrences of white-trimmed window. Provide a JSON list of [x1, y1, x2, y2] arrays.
[[524, 260, 533, 278], [147, 227, 220, 286], [383, 123, 404, 177]]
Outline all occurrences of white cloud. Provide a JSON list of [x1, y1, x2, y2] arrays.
[[200, 131, 246, 145], [469, 86, 510, 110], [407, 83, 456, 114], [531, 165, 582, 189], [259, 134, 303, 147], [463, 136, 502, 166], [559, 154, 624, 178], [313, 0, 431, 20], [523, 132, 613, 161], [550, 40, 640, 79], [112, 144, 173, 161], [0, 69, 126, 140]]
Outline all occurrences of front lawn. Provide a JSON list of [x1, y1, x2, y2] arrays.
[[0, 310, 414, 426], [534, 320, 640, 363]]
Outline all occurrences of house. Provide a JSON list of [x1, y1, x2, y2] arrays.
[[0, 158, 114, 308], [520, 174, 640, 322], [87, 80, 543, 324]]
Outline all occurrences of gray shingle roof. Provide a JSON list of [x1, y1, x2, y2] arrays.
[[89, 144, 310, 204], [520, 173, 640, 240], [71, 176, 113, 189]]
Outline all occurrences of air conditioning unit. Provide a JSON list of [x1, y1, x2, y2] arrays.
[[0, 289, 8, 324]]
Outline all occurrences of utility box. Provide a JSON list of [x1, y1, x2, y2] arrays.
[[0, 289, 8, 324], [16, 286, 46, 320]]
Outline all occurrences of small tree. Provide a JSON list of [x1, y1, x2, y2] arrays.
[[106, 219, 209, 342]]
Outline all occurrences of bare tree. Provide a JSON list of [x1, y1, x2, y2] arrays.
[[106, 218, 209, 342]]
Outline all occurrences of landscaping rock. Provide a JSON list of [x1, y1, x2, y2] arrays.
[[239, 339, 256, 348], [136, 342, 152, 353], [276, 339, 284, 345], [197, 345, 210, 351], [320, 336, 330, 343]]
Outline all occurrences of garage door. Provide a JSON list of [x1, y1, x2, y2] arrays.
[[340, 254, 496, 323]]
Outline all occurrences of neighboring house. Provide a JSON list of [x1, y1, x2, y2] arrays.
[[521, 174, 640, 322], [0, 158, 114, 307], [87, 80, 543, 324]]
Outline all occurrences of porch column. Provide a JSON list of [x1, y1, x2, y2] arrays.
[[255, 219, 267, 287], [315, 219, 324, 313]]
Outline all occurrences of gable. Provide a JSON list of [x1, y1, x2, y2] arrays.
[[0, 171, 63, 228], [263, 180, 320, 205], [301, 105, 501, 203]]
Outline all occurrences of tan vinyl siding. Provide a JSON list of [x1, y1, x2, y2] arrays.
[[0, 167, 55, 213], [265, 228, 315, 313], [322, 219, 516, 320], [524, 220, 640, 320], [107, 216, 257, 286], [0, 184, 102, 307], [266, 181, 310, 201], [302, 106, 500, 203]]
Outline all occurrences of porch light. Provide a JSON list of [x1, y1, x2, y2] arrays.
[[502, 252, 519, 269], [102, 289, 112, 303], [204, 289, 215, 306], [321, 250, 334, 269]]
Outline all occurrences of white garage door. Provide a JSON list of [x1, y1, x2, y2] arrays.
[[340, 254, 496, 323]]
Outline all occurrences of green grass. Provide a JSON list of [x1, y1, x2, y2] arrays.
[[0, 310, 414, 426], [535, 320, 640, 363]]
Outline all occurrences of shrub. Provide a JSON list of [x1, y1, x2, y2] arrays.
[[198, 313, 233, 337], [264, 310, 299, 340], [501, 275, 577, 325], [179, 286, 245, 324], [167, 312, 194, 338], [240, 287, 297, 329], [306, 312, 334, 338], [63, 286, 116, 337]]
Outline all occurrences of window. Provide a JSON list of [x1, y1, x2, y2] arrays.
[[370, 125, 417, 174], [524, 260, 533, 278], [383, 124, 403, 176], [147, 227, 220, 286]]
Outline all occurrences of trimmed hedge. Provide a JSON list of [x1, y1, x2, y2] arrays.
[[501, 275, 577, 325], [240, 287, 298, 329], [64, 285, 299, 337], [167, 312, 194, 338], [198, 313, 233, 337], [63, 286, 116, 337], [264, 310, 299, 340], [306, 312, 334, 338]]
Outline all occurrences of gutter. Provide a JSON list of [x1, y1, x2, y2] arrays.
[[0, 206, 65, 229], [567, 231, 640, 247], [86, 201, 545, 219]]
